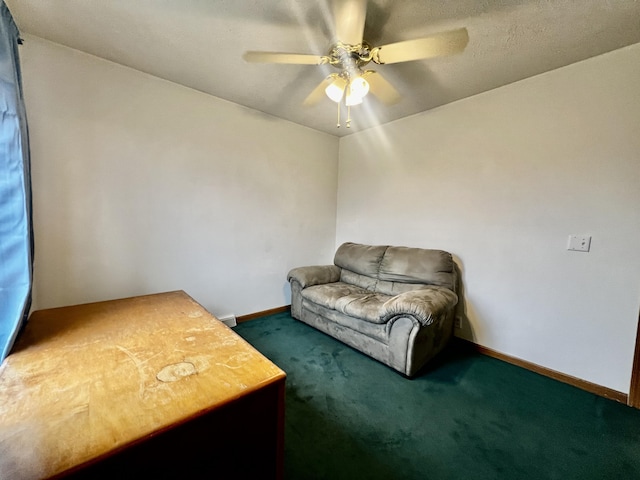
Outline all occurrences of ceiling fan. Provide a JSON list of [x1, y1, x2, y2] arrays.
[[243, 0, 469, 128]]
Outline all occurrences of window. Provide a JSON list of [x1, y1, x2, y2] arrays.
[[0, 2, 32, 362]]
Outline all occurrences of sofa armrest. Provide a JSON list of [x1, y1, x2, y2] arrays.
[[381, 287, 458, 326], [287, 265, 341, 289]]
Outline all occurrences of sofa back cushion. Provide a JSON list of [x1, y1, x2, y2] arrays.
[[334, 243, 387, 278], [378, 246, 455, 291], [333, 242, 456, 294]]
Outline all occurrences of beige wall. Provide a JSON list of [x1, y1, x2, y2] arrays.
[[337, 44, 640, 393], [21, 35, 339, 318]]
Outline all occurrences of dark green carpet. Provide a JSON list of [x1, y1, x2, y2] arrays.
[[234, 313, 640, 480]]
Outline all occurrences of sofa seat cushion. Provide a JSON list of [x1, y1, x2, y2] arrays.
[[301, 282, 392, 324], [302, 300, 390, 344]]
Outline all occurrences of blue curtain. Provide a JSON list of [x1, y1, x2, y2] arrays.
[[0, 1, 32, 362]]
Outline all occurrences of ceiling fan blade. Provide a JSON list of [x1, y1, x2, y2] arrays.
[[372, 28, 469, 65], [363, 71, 401, 105], [243, 51, 328, 65], [333, 0, 367, 45], [303, 76, 336, 107]]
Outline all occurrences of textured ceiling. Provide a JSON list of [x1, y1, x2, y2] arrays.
[[6, 0, 640, 136]]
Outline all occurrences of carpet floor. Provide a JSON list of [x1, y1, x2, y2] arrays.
[[234, 312, 640, 480]]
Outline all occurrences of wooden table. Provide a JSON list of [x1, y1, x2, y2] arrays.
[[0, 291, 286, 479]]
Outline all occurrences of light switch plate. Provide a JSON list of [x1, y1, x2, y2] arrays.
[[567, 235, 591, 252]]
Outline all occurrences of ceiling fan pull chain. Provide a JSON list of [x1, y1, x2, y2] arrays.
[[336, 101, 341, 128], [346, 105, 352, 128]]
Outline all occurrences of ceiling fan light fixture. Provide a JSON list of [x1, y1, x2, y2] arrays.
[[325, 76, 348, 103], [345, 91, 364, 106], [349, 76, 369, 98], [344, 76, 369, 106]]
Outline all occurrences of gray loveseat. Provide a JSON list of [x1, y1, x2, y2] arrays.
[[287, 242, 459, 377]]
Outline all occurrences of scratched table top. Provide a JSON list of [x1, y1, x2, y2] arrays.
[[0, 291, 285, 479]]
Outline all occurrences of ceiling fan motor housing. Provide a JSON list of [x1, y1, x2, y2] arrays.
[[329, 41, 373, 78]]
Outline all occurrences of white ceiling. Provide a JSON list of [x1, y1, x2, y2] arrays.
[[7, 0, 640, 137]]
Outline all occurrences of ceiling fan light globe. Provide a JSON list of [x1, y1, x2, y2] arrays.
[[325, 83, 344, 103], [345, 93, 363, 106], [350, 77, 369, 98], [325, 76, 348, 103]]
